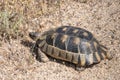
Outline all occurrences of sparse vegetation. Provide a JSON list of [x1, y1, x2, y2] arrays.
[[0, 0, 119, 80], [0, 0, 61, 41], [0, 11, 23, 40]]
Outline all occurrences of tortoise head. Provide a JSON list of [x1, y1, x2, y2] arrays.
[[29, 32, 41, 41]]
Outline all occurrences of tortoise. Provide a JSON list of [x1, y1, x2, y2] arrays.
[[29, 26, 112, 68]]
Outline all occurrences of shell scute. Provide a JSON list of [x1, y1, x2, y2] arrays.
[[67, 36, 79, 53], [54, 34, 67, 50]]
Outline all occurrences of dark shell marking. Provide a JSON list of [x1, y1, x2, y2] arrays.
[[34, 26, 111, 67]]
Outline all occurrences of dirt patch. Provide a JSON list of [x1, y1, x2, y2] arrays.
[[0, 0, 120, 80]]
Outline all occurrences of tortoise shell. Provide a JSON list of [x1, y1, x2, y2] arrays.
[[29, 26, 111, 67]]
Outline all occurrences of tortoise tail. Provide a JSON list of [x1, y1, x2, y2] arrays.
[[100, 45, 112, 60]]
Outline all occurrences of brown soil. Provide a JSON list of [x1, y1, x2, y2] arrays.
[[0, 0, 120, 80]]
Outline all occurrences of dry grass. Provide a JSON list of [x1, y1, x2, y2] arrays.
[[0, 0, 61, 40], [0, 11, 23, 39]]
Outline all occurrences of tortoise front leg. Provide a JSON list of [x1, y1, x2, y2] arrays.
[[37, 48, 49, 62]]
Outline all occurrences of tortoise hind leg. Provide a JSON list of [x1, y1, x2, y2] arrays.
[[75, 66, 85, 71], [37, 48, 49, 62]]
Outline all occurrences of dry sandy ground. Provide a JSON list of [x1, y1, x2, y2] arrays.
[[0, 0, 120, 80]]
